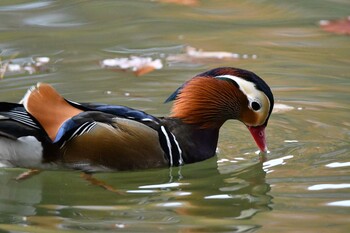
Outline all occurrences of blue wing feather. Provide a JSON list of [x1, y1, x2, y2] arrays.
[[66, 100, 158, 122], [94, 105, 158, 122], [52, 100, 164, 146], [54, 118, 79, 143]]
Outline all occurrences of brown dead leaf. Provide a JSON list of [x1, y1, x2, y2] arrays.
[[134, 65, 156, 76], [319, 16, 350, 35], [100, 56, 163, 76], [158, 0, 199, 6]]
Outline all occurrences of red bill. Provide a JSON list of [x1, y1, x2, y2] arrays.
[[247, 125, 267, 153]]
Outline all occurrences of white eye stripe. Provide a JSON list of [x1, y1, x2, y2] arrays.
[[216, 74, 270, 125], [215, 74, 257, 100]]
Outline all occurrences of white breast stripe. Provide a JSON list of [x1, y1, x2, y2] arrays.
[[160, 125, 173, 166], [171, 133, 183, 166]]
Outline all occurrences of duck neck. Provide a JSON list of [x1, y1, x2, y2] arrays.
[[161, 118, 219, 164]]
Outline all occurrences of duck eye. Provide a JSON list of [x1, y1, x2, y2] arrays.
[[251, 101, 261, 111]]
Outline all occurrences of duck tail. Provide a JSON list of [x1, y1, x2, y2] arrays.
[[22, 83, 82, 141]]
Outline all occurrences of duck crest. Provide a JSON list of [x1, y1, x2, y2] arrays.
[[22, 83, 82, 141], [170, 76, 246, 128]]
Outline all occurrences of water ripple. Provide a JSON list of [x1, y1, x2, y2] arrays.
[[139, 182, 189, 189], [0, 1, 53, 11], [263, 155, 294, 172], [308, 184, 350, 191], [327, 200, 350, 207], [24, 14, 86, 27], [326, 161, 350, 168]]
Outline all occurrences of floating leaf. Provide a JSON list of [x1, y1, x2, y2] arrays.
[[101, 46, 256, 76], [157, 0, 199, 6], [100, 56, 163, 76], [319, 16, 350, 35], [0, 55, 51, 79], [166, 46, 257, 64]]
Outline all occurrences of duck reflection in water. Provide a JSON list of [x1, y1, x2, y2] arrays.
[[0, 159, 271, 232]]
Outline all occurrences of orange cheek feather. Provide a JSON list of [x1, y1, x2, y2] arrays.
[[171, 77, 243, 128], [240, 107, 258, 126]]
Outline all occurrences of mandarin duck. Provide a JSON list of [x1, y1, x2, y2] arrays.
[[0, 67, 274, 172]]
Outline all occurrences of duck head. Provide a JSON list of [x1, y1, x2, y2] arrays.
[[165, 67, 274, 153]]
